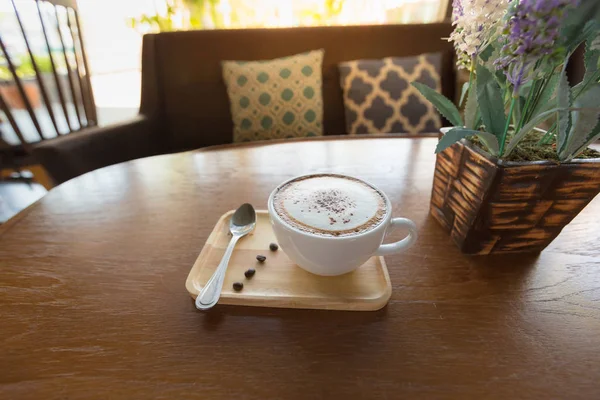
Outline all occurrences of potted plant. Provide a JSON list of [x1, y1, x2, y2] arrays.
[[413, 0, 600, 254]]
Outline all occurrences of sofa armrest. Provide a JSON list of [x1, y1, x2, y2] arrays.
[[33, 115, 165, 185]]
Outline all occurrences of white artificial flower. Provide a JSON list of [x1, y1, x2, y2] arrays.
[[449, 0, 509, 69]]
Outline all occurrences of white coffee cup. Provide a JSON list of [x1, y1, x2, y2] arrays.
[[267, 174, 418, 276]]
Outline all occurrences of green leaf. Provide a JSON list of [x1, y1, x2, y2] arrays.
[[504, 105, 600, 156], [436, 128, 499, 156], [482, 44, 506, 87], [557, 69, 572, 155], [513, 95, 526, 127], [561, 83, 600, 160], [530, 75, 559, 118], [585, 35, 600, 67], [518, 81, 534, 98], [475, 132, 500, 156], [505, 107, 567, 156], [560, 4, 600, 53], [412, 82, 463, 127], [572, 36, 600, 99], [459, 82, 469, 108], [565, 119, 600, 161], [464, 77, 478, 130], [574, 20, 600, 53], [479, 43, 495, 63], [495, 69, 507, 87], [476, 63, 506, 141]]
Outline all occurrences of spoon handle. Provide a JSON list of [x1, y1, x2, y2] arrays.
[[195, 234, 240, 310]]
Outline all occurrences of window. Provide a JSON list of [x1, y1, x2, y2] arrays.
[[1, 0, 450, 129], [127, 0, 449, 32]]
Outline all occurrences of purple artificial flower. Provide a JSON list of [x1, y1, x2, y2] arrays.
[[495, 0, 580, 94], [452, 0, 464, 23]]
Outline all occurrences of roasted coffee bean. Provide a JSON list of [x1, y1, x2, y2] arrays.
[[244, 268, 256, 278], [233, 282, 244, 291], [256, 255, 266, 262], [269, 243, 279, 251]]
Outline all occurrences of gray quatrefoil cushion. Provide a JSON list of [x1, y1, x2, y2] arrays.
[[222, 49, 324, 142], [338, 53, 443, 135]]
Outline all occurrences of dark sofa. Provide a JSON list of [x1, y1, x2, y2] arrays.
[[35, 23, 456, 185]]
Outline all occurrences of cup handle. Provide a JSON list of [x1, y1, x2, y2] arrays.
[[374, 218, 418, 256]]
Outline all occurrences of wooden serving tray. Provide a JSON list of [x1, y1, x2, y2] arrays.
[[185, 210, 392, 311]]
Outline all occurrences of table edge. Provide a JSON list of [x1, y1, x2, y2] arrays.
[[0, 199, 40, 237], [195, 133, 439, 153]]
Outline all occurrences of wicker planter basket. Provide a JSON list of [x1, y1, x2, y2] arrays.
[[430, 139, 600, 254]]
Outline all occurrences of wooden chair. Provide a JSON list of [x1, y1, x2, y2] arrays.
[[0, 126, 46, 223], [0, 0, 94, 220], [0, 0, 95, 178]]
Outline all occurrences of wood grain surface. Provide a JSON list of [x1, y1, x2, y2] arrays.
[[1, 136, 600, 399], [186, 210, 391, 311], [431, 140, 600, 254]]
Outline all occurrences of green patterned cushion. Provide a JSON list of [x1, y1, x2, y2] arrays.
[[338, 53, 442, 135], [222, 50, 324, 142]]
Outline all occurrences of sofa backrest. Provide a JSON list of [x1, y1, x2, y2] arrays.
[[140, 23, 455, 152]]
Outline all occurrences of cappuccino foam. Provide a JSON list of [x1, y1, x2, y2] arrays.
[[273, 174, 387, 237]]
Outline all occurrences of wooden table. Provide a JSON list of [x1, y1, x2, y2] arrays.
[[1, 137, 599, 399]]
